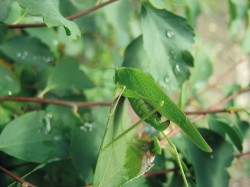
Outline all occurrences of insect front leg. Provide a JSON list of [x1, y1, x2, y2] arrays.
[[101, 100, 165, 152], [109, 85, 126, 117]]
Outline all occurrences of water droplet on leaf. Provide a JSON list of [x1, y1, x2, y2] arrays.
[[170, 50, 175, 55], [164, 76, 170, 83], [80, 125, 87, 131], [53, 40, 59, 46], [53, 136, 60, 141], [165, 30, 175, 38], [174, 64, 181, 75], [169, 50, 176, 59], [44, 113, 53, 133], [17, 53, 22, 58]]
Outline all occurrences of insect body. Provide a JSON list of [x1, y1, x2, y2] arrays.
[[115, 67, 212, 152], [128, 98, 170, 131]]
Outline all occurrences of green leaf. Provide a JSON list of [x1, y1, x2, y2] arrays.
[[141, 2, 194, 90], [44, 59, 95, 93], [17, 0, 81, 40], [70, 125, 104, 184], [123, 35, 152, 72], [0, 111, 69, 163], [115, 67, 212, 152], [190, 39, 213, 91], [0, 66, 20, 96], [237, 120, 250, 137], [0, 1, 8, 21], [0, 106, 12, 126], [241, 11, 250, 53], [0, 36, 54, 67], [123, 176, 147, 187], [224, 84, 241, 107], [228, 0, 249, 36], [209, 119, 243, 153], [93, 98, 154, 187], [174, 129, 234, 187], [185, 0, 201, 26], [25, 27, 59, 57], [0, 22, 8, 39], [102, 0, 131, 48]]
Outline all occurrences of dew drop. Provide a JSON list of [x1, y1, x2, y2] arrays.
[[80, 126, 87, 131], [53, 40, 59, 46], [174, 64, 181, 75], [79, 122, 94, 132], [17, 52, 22, 58], [53, 136, 60, 141], [165, 30, 175, 38], [44, 113, 53, 133], [164, 76, 170, 83], [43, 56, 53, 63], [7, 91, 12, 96], [23, 51, 28, 57], [169, 50, 176, 59]]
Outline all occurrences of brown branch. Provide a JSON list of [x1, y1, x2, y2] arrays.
[[235, 151, 250, 159], [144, 168, 179, 177], [184, 108, 228, 115], [3, 97, 248, 114], [67, 0, 119, 20], [0, 97, 112, 108], [0, 165, 37, 187], [191, 86, 250, 122], [7, 0, 119, 29]]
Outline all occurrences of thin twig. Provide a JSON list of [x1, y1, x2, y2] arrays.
[[144, 168, 179, 177], [184, 108, 228, 115], [0, 165, 37, 187], [67, 0, 119, 20], [0, 96, 112, 108], [7, 0, 119, 29], [167, 86, 250, 138], [1, 96, 249, 116], [235, 151, 250, 159], [186, 55, 250, 105], [191, 86, 250, 122]]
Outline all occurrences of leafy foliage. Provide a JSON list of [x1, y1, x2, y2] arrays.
[[0, 66, 20, 96], [0, 111, 68, 163], [0, 0, 249, 186], [17, 0, 81, 40], [174, 129, 234, 187], [0, 36, 54, 67]]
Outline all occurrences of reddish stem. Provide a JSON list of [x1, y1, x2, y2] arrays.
[[0, 165, 37, 187], [144, 168, 179, 177], [0, 97, 112, 108]]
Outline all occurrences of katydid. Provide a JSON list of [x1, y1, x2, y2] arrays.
[[100, 67, 211, 187], [114, 67, 212, 153]]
